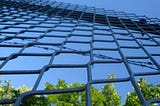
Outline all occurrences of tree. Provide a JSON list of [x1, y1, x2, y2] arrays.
[[45, 79, 86, 106], [0, 78, 48, 106], [0, 79, 18, 106], [123, 78, 160, 106], [0, 77, 159, 106], [102, 74, 121, 106], [45, 74, 120, 106]]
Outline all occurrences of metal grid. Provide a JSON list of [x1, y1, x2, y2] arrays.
[[0, 0, 160, 105]]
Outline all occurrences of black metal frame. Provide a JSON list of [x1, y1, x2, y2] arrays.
[[0, 0, 160, 106]]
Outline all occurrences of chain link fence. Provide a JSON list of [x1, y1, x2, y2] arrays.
[[0, 0, 160, 105]]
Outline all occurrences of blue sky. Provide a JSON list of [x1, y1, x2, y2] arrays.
[[56, 0, 160, 18], [0, 0, 160, 105]]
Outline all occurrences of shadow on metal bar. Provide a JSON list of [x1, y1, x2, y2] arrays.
[[0, 0, 160, 106]]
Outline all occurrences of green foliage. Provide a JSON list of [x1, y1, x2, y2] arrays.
[[123, 78, 160, 106], [0, 76, 159, 106], [102, 83, 121, 106], [45, 75, 120, 106], [102, 74, 121, 106], [45, 79, 86, 106], [0, 79, 48, 106], [21, 95, 49, 106], [0, 80, 18, 100]]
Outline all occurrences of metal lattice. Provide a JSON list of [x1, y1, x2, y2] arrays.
[[0, 0, 160, 106]]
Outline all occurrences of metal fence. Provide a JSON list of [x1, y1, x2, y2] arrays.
[[0, 0, 160, 105]]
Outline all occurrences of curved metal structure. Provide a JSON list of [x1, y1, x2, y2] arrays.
[[0, 0, 160, 105]]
